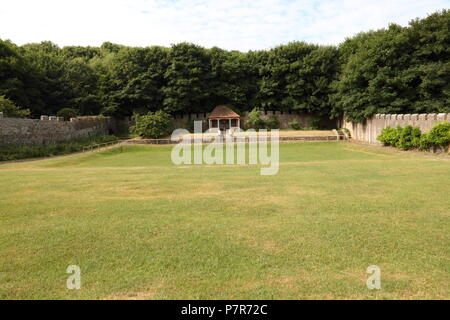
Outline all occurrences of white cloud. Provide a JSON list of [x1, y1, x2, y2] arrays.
[[0, 0, 448, 51]]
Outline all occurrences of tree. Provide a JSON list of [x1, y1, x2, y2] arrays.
[[103, 46, 169, 116], [0, 95, 30, 118], [163, 43, 213, 113], [333, 10, 450, 122], [0, 39, 45, 116], [0, 10, 448, 122]]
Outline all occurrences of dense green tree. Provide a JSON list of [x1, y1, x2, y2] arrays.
[[0, 95, 30, 118], [0, 10, 448, 122], [163, 43, 213, 113], [100, 46, 169, 116], [208, 48, 260, 113], [0, 40, 44, 114], [333, 10, 450, 122]]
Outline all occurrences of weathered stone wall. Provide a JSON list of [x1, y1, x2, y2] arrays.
[[343, 113, 450, 144], [0, 113, 113, 145], [173, 111, 335, 130]]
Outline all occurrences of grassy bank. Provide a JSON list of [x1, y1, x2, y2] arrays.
[[0, 135, 118, 162]]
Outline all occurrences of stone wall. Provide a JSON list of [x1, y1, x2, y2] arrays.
[[173, 111, 335, 130], [343, 113, 450, 144], [0, 113, 113, 145]]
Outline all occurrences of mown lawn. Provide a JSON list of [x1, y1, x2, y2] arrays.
[[0, 142, 449, 299]]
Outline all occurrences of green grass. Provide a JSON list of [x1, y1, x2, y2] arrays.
[[0, 142, 449, 300]]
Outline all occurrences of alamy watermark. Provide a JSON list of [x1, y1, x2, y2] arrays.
[[366, 265, 381, 290], [66, 265, 81, 290], [170, 121, 279, 175]]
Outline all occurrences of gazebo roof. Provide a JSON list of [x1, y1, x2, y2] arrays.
[[209, 105, 240, 119]]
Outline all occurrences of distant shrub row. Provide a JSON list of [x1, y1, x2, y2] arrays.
[[0, 135, 118, 161], [377, 122, 450, 152]]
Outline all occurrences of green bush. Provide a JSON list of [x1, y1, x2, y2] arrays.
[[288, 120, 301, 130], [311, 116, 321, 130], [0, 95, 30, 118], [426, 122, 450, 148], [264, 115, 280, 130], [245, 108, 266, 130], [418, 133, 433, 151], [57, 108, 78, 121], [245, 108, 280, 130], [0, 135, 118, 161], [378, 122, 450, 152], [340, 128, 350, 135], [130, 110, 173, 138], [377, 126, 402, 147], [397, 126, 422, 150]]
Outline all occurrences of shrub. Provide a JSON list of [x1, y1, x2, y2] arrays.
[[340, 128, 351, 138], [397, 126, 422, 150], [130, 110, 173, 138], [57, 108, 78, 121], [245, 108, 266, 130], [340, 128, 350, 135], [245, 108, 280, 130], [426, 122, 450, 148], [378, 122, 450, 153], [288, 120, 301, 130], [0, 95, 30, 118], [418, 133, 433, 151], [377, 126, 402, 146], [264, 115, 280, 129], [311, 116, 321, 130]]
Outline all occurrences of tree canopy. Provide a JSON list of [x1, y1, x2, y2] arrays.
[[0, 10, 448, 122]]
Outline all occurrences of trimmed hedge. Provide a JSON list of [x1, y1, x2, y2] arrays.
[[377, 122, 450, 152]]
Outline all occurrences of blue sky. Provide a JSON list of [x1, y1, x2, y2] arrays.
[[0, 0, 449, 51]]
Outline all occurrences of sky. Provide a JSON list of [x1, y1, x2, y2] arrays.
[[0, 0, 449, 51]]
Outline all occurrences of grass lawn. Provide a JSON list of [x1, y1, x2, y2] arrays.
[[0, 142, 449, 299]]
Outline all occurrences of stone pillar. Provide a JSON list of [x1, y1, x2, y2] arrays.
[[229, 118, 231, 129], [208, 119, 212, 129], [0, 112, 3, 119], [40, 115, 49, 121], [437, 113, 447, 123]]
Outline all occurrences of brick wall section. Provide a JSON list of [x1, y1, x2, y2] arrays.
[[343, 113, 450, 144], [0, 115, 113, 145]]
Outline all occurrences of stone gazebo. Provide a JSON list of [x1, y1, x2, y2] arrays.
[[208, 105, 240, 132]]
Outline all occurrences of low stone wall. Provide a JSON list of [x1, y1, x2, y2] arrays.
[[125, 132, 340, 145], [173, 111, 333, 130], [343, 113, 450, 144], [0, 113, 113, 145]]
